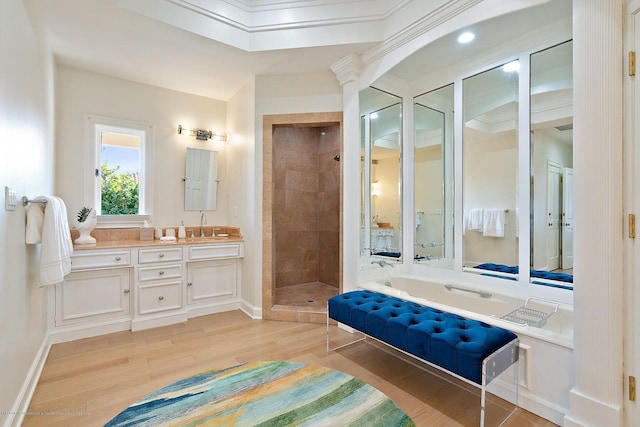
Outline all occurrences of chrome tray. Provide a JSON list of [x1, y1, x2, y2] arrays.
[[501, 298, 559, 328]]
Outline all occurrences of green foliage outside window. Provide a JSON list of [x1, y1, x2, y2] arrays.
[[101, 163, 139, 215]]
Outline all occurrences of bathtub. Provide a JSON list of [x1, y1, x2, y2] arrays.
[[357, 275, 574, 424], [357, 275, 573, 348]]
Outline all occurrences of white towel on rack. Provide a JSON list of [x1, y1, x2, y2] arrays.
[[483, 209, 505, 238], [467, 208, 484, 232], [25, 202, 45, 244], [39, 196, 73, 286]]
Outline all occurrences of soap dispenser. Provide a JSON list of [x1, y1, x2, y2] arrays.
[[178, 221, 186, 239]]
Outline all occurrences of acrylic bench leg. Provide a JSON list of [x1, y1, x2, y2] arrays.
[[482, 339, 519, 426], [326, 309, 366, 352]]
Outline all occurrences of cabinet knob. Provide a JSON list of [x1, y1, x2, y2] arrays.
[[158, 296, 164, 301], [159, 253, 165, 258], [124, 289, 130, 294], [187, 282, 192, 286], [159, 271, 165, 275], [115, 256, 121, 261]]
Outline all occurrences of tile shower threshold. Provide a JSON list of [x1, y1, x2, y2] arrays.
[[272, 304, 327, 314]]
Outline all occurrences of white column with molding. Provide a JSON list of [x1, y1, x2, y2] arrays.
[[331, 54, 362, 292], [564, 0, 625, 426]]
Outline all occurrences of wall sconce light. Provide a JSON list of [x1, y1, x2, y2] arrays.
[[178, 125, 227, 142], [371, 181, 381, 198]]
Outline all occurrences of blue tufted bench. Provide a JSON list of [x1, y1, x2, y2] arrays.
[[327, 290, 519, 426]]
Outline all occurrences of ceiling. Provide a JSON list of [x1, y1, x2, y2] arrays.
[[23, 0, 569, 102], [22, 0, 402, 100]]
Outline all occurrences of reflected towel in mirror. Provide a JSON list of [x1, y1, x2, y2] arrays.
[[464, 208, 484, 233], [483, 209, 505, 237]]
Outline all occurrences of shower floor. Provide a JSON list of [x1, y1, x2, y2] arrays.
[[274, 281, 339, 312]]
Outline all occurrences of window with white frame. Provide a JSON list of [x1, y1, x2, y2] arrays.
[[84, 115, 153, 227]]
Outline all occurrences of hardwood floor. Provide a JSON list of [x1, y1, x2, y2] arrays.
[[24, 311, 557, 426]]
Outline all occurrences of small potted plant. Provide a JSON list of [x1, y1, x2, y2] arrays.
[[74, 206, 97, 245]]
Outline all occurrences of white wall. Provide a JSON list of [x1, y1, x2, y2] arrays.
[[55, 66, 229, 228], [251, 71, 343, 310], [0, 0, 54, 424], [226, 79, 258, 312]]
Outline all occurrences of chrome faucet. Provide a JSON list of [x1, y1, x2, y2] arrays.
[[371, 259, 394, 268], [200, 212, 207, 237]]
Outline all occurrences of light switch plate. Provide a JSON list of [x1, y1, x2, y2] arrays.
[[5, 186, 17, 211]]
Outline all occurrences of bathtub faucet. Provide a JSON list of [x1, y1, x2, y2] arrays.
[[372, 259, 394, 268]]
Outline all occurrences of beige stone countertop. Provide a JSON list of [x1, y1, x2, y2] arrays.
[[73, 236, 243, 251], [70, 226, 243, 251]]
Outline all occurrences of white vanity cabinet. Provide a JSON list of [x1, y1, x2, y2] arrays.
[[186, 243, 243, 317], [132, 247, 185, 331], [52, 250, 133, 342], [52, 241, 243, 340]]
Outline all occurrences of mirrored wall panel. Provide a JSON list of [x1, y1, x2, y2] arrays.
[[414, 84, 454, 268], [530, 40, 573, 289], [463, 62, 519, 279], [360, 87, 403, 267]]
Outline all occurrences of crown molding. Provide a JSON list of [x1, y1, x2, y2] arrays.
[[118, 0, 412, 51], [330, 53, 362, 86]]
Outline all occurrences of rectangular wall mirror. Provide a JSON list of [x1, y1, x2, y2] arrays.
[[414, 84, 454, 268], [359, 86, 403, 267], [530, 40, 574, 289], [462, 61, 520, 280], [184, 147, 218, 211]]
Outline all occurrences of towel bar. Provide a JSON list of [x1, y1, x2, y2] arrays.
[[22, 196, 48, 207]]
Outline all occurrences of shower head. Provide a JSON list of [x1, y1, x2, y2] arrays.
[[333, 154, 340, 162]]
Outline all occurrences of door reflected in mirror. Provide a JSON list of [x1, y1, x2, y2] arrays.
[[530, 40, 573, 289], [184, 147, 218, 211], [463, 62, 519, 280], [360, 87, 403, 267], [414, 84, 454, 268]]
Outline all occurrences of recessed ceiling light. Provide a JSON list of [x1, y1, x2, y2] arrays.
[[458, 32, 475, 44]]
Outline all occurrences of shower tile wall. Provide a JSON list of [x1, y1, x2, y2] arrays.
[[274, 125, 340, 289]]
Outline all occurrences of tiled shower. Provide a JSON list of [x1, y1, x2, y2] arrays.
[[273, 125, 340, 307]]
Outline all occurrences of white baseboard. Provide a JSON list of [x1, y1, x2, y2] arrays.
[[518, 387, 568, 426], [131, 311, 189, 331], [563, 388, 623, 427], [239, 299, 261, 319], [4, 333, 51, 427], [48, 318, 131, 344], [187, 301, 242, 319]]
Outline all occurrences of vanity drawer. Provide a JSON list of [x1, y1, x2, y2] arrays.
[[138, 281, 182, 314], [70, 250, 131, 270], [138, 247, 183, 264], [188, 244, 243, 261], [138, 264, 182, 282]]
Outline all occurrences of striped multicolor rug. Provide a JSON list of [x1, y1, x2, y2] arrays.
[[104, 360, 415, 426]]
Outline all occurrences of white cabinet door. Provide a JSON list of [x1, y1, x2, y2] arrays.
[[187, 259, 237, 305], [138, 281, 183, 315], [56, 268, 131, 325]]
